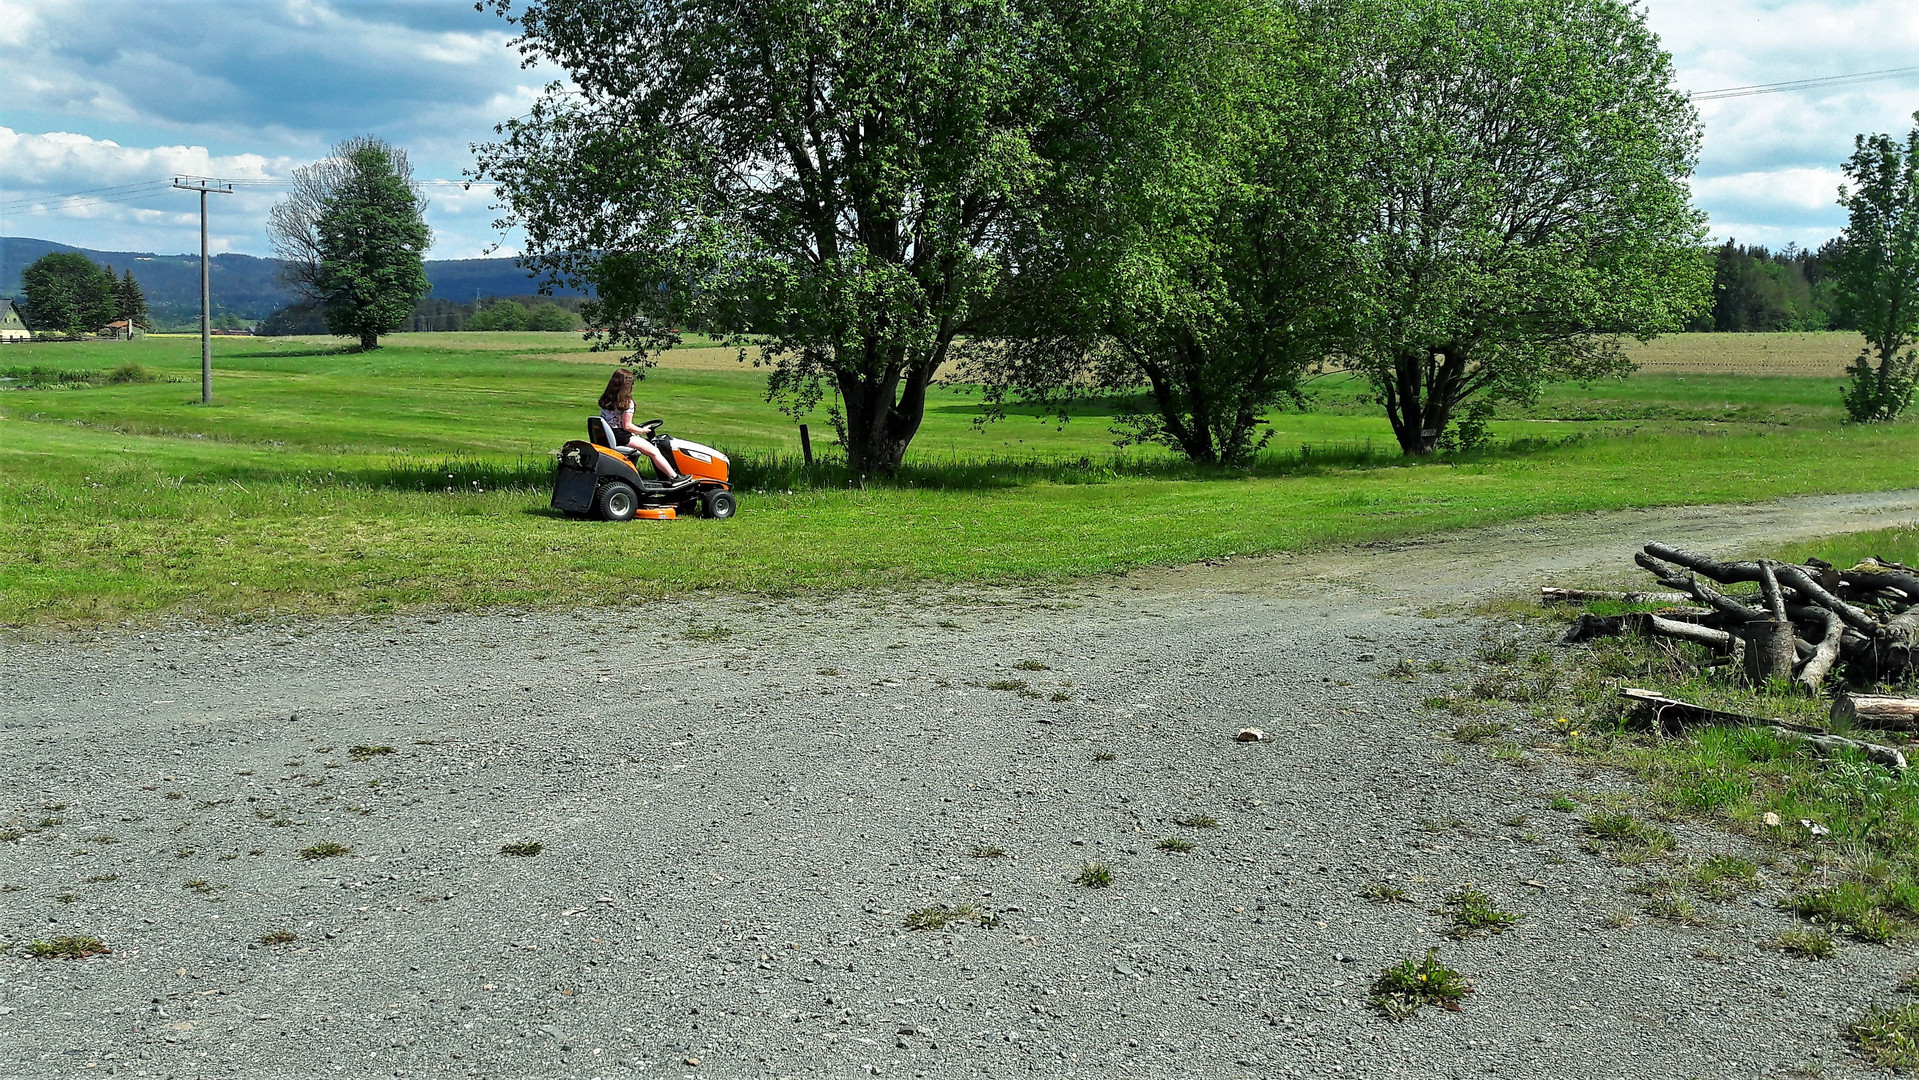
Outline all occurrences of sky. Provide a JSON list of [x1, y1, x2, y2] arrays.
[[1, 0, 1916, 260]]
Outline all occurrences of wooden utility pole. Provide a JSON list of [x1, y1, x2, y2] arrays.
[[171, 178, 233, 404]]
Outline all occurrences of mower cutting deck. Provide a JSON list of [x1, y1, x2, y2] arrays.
[[551, 418, 736, 522]]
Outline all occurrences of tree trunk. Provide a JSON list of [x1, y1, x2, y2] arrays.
[[1381, 345, 1467, 455], [836, 356, 936, 475], [360, 329, 379, 351], [1743, 619, 1795, 685]]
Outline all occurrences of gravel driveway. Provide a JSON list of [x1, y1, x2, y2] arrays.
[[4, 489, 1918, 1080]]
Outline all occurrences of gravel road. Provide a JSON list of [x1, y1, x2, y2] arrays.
[[4, 489, 1918, 1080]]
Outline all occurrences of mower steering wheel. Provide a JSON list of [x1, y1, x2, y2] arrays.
[[639, 418, 664, 430]]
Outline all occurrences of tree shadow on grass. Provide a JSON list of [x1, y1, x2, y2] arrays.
[[226, 345, 359, 359]]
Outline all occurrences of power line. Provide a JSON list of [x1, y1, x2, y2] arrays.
[[1691, 65, 1919, 101]]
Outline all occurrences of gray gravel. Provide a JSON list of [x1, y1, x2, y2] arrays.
[[4, 490, 1918, 1080]]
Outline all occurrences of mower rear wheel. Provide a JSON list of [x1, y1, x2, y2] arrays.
[[595, 480, 639, 522], [702, 490, 737, 520]]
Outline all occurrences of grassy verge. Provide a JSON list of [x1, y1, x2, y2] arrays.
[[1, 334, 1914, 626]]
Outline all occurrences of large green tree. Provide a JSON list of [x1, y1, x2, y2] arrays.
[[18, 252, 117, 335], [979, 1, 1362, 465], [1832, 113, 1919, 423], [269, 136, 431, 350], [1333, 0, 1710, 456], [475, 0, 1148, 473]]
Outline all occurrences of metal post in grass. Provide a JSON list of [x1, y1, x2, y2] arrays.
[[171, 178, 233, 404], [799, 424, 814, 466]]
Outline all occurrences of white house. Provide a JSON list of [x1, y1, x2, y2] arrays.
[[0, 299, 30, 342]]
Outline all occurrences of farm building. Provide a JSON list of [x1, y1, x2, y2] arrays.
[[0, 299, 29, 342], [99, 319, 145, 340]]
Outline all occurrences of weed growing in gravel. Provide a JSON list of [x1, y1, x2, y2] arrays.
[[183, 879, 223, 895], [968, 845, 1006, 858], [1443, 887, 1517, 937], [1436, 750, 1461, 765], [1049, 691, 1075, 702], [1371, 949, 1471, 1019], [1013, 660, 1048, 671], [1489, 742, 1528, 765], [816, 667, 840, 676], [1381, 659, 1418, 679], [1426, 660, 1450, 674], [258, 930, 298, 945], [84, 834, 117, 845], [83, 874, 117, 884], [27, 936, 109, 959], [1175, 814, 1217, 829], [985, 679, 1039, 698], [348, 745, 394, 761], [55, 893, 78, 903], [1691, 855, 1759, 900], [1848, 1002, 1919, 1069], [1451, 721, 1506, 744], [299, 841, 350, 860], [1548, 794, 1580, 812], [1583, 811, 1674, 861], [1499, 813, 1530, 829], [1074, 862, 1114, 888], [682, 625, 735, 642], [1418, 816, 1466, 834], [1790, 884, 1908, 944], [903, 903, 999, 931], [1901, 971, 1919, 994], [174, 847, 196, 859], [1773, 928, 1835, 958], [1603, 908, 1637, 929], [499, 841, 544, 857], [1092, 752, 1115, 762], [1155, 837, 1195, 853], [1361, 883, 1412, 904], [1642, 894, 1707, 925], [1476, 635, 1521, 665]]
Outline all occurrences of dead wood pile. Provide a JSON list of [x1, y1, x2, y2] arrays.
[[1552, 542, 1917, 697]]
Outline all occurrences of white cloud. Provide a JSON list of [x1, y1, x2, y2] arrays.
[[1647, 0, 1919, 247]]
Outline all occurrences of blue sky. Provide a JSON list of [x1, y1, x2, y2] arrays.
[[2, 0, 1916, 259]]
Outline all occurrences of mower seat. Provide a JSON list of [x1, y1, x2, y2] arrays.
[[589, 416, 641, 457]]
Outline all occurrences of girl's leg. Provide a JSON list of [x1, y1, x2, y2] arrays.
[[634, 440, 679, 478]]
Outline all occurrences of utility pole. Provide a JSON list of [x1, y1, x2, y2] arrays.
[[172, 178, 233, 404]]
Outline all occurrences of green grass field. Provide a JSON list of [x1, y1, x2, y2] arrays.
[[1, 332, 1913, 625]]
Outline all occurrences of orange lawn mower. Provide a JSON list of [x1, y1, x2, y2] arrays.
[[550, 416, 736, 521]]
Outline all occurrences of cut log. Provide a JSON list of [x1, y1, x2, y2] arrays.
[[1793, 607, 1845, 695], [1558, 612, 1732, 650], [1540, 586, 1691, 605], [1642, 543, 1764, 585], [1744, 618, 1796, 684], [1830, 694, 1919, 732], [1773, 564, 1881, 636], [1618, 689, 1907, 769]]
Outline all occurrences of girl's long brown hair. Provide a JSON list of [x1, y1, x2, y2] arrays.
[[598, 369, 634, 411]]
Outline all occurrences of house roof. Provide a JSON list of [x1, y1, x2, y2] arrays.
[[0, 299, 25, 328]]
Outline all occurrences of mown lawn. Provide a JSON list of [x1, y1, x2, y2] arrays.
[[0, 332, 1912, 625]]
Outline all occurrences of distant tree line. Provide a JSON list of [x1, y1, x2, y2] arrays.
[[257, 294, 584, 336], [1691, 240, 1853, 333]]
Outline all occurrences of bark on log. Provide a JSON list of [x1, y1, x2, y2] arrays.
[[1794, 607, 1846, 695], [1540, 586, 1691, 605], [1642, 543, 1764, 584], [1830, 694, 1919, 732], [1774, 564, 1880, 636], [1744, 618, 1796, 684], [1618, 689, 1907, 769], [1558, 612, 1733, 650]]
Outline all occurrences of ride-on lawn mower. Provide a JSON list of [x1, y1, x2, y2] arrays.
[[551, 416, 736, 522]]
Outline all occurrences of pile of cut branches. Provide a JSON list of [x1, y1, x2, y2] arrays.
[[1553, 542, 1917, 698]]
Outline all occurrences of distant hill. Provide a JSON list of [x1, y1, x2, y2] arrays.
[[0, 237, 583, 326]]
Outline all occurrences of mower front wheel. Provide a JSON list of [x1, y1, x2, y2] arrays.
[[702, 490, 737, 520], [595, 480, 639, 522]]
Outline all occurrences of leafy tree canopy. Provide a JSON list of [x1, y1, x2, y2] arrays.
[[476, 0, 1153, 472], [270, 136, 431, 350], [1333, 0, 1710, 455], [19, 252, 117, 335]]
